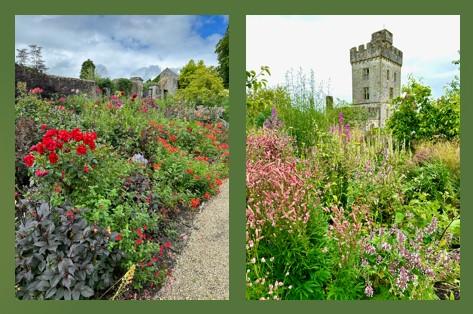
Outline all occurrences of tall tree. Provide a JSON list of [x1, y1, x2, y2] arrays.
[[80, 59, 96, 80], [215, 26, 229, 88], [28, 44, 47, 73], [16, 48, 29, 66]]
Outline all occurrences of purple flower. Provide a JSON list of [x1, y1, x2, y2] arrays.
[[338, 112, 344, 125], [365, 284, 374, 297], [344, 123, 351, 141], [396, 266, 409, 292]]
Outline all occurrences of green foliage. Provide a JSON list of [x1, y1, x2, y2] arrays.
[[96, 77, 113, 92], [113, 78, 133, 95], [215, 26, 229, 88], [16, 202, 121, 300], [80, 59, 96, 80], [387, 77, 460, 147], [176, 60, 227, 106]]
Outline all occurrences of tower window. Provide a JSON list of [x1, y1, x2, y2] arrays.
[[389, 87, 394, 99], [362, 68, 369, 80], [363, 87, 370, 100], [387, 70, 390, 80], [394, 72, 397, 82]]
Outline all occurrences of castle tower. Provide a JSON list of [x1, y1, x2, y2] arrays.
[[350, 29, 403, 128]]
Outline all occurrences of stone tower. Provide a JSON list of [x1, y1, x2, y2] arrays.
[[350, 29, 403, 128]]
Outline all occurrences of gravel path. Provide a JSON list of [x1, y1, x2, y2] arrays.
[[156, 179, 229, 300]]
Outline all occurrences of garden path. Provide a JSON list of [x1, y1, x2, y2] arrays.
[[155, 179, 229, 300]]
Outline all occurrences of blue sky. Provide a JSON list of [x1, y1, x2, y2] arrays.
[[15, 15, 228, 80], [247, 15, 460, 101]]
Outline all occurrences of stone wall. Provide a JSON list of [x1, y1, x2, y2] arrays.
[[15, 64, 97, 98]]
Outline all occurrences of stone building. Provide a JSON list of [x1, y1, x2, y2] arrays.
[[130, 77, 144, 98], [350, 29, 403, 128], [148, 68, 179, 99]]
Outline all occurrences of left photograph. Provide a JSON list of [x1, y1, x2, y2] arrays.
[[15, 15, 229, 300]]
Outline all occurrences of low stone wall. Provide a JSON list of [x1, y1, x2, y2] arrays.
[[15, 64, 97, 98]]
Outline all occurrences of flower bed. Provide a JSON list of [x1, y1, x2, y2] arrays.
[[15, 88, 228, 300]]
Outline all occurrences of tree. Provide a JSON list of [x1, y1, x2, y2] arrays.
[[113, 78, 132, 95], [28, 44, 47, 73], [80, 59, 96, 80], [16, 48, 29, 66], [387, 76, 460, 147], [178, 59, 207, 89], [215, 26, 229, 88], [176, 60, 226, 106]]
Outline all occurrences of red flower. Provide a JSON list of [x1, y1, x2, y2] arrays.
[[215, 178, 223, 186], [35, 169, 49, 177], [42, 137, 57, 152], [40, 124, 48, 130], [203, 192, 211, 200], [44, 129, 58, 138], [136, 228, 145, 239], [48, 152, 59, 164], [30, 143, 45, 154], [135, 239, 143, 245], [71, 128, 83, 141], [169, 134, 177, 142], [164, 241, 172, 249], [152, 163, 161, 170], [58, 130, 71, 142], [186, 168, 194, 175], [115, 234, 122, 241], [23, 154, 35, 167], [83, 164, 89, 173], [76, 144, 87, 155], [190, 198, 201, 208]]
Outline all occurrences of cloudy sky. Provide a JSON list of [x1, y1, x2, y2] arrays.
[[247, 15, 460, 101], [15, 15, 228, 80]]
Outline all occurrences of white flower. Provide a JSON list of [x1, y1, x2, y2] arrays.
[[261, 257, 266, 263]]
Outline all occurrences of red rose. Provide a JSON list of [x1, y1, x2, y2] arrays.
[[83, 164, 89, 173], [48, 152, 59, 164], [42, 137, 57, 151], [76, 144, 87, 155], [203, 192, 211, 200], [44, 129, 57, 138], [58, 130, 71, 142], [115, 234, 122, 241], [71, 128, 83, 141], [23, 154, 35, 167], [40, 124, 48, 130]]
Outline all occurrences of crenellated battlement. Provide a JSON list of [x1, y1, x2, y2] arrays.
[[350, 29, 403, 65]]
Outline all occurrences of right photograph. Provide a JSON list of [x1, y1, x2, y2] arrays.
[[246, 15, 460, 300]]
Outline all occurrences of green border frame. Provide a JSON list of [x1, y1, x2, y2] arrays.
[[1, 0, 471, 312]]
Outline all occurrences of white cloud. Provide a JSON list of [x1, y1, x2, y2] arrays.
[[15, 15, 225, 79], [247, 15, 460, 100]]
